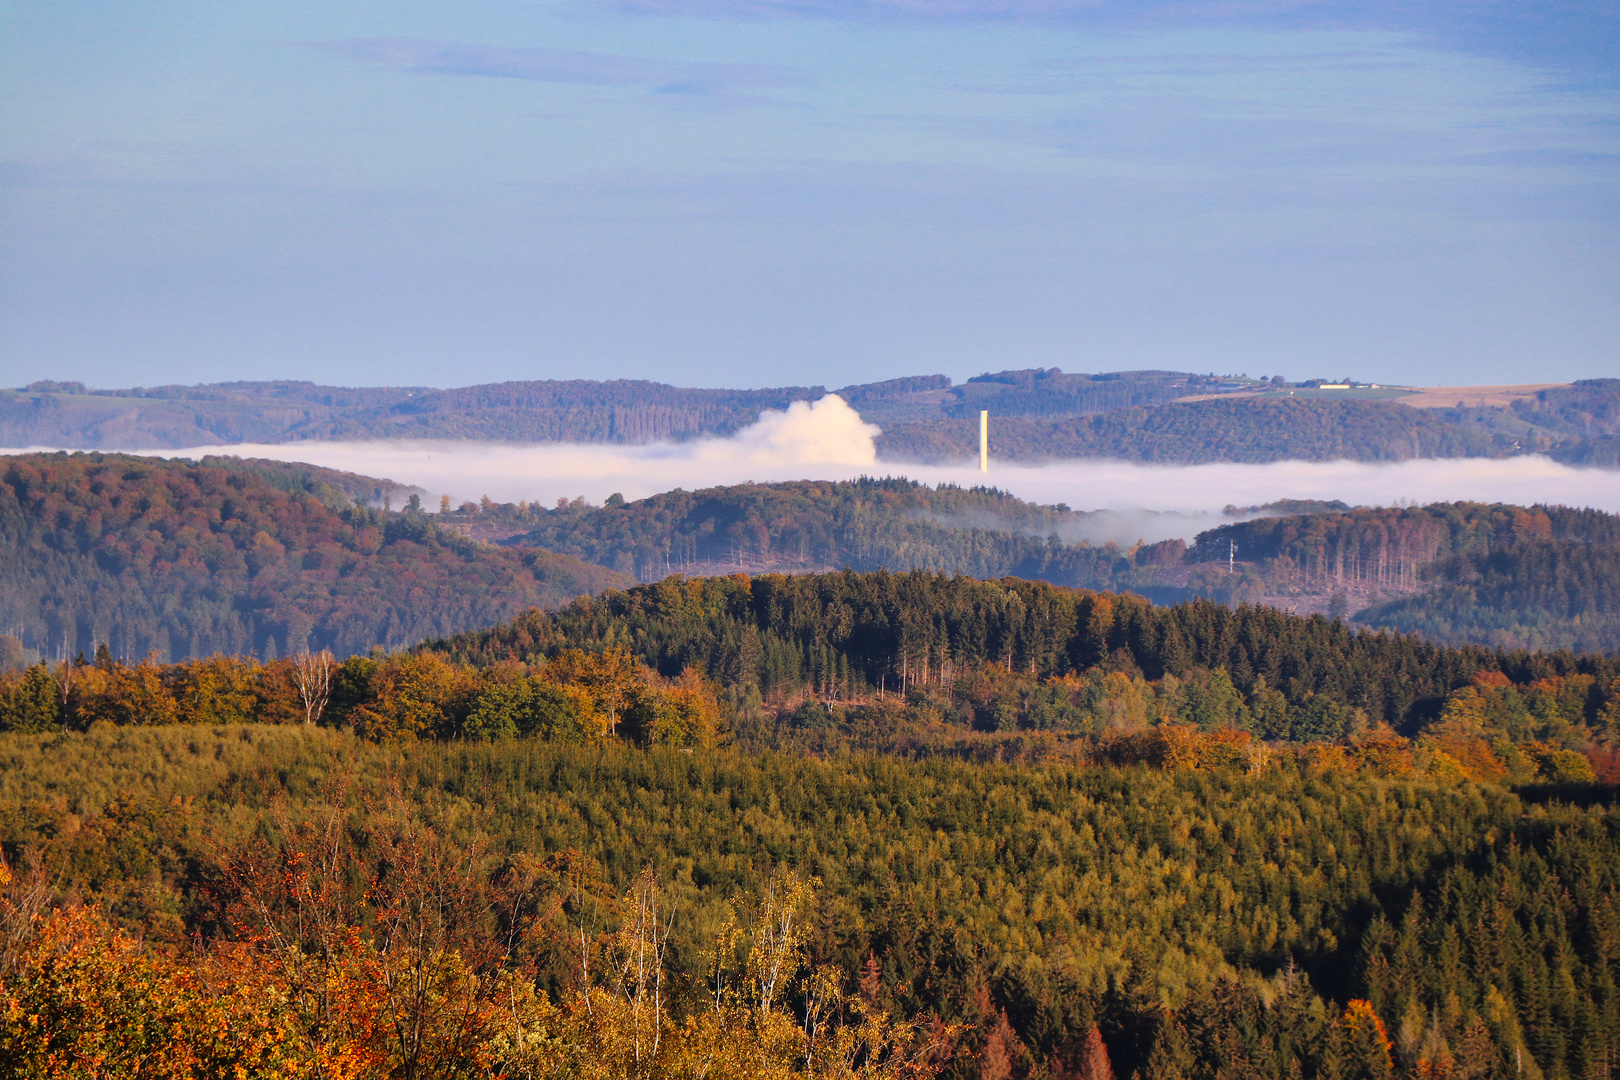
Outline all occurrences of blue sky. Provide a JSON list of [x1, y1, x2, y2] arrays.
[[1, 0, 1616, 390]]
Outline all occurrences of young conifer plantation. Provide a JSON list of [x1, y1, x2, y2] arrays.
[[2, 570, 1618, 1079]]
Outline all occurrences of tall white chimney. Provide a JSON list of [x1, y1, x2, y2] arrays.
[[979, 410, 989, 472]]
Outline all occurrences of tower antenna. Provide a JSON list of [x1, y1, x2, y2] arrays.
[[979, 411, 989, 473]]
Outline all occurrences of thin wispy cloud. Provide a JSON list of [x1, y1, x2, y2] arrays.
[[602, 0, 1619, 76], [601, 0, 1553, 23], [313, 37, 803, 95], [6, 0, 1616, 388]]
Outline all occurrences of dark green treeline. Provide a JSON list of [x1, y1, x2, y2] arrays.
[[431, 571, 1620, 734]]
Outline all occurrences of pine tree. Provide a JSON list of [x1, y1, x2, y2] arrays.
[[0, 664, 59, 734], [1141, 1019, 1197, 1080]]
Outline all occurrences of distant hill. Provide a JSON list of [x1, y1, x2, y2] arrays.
[[11, 370, 1614, 465], [1428, 379, 1620, 465], [486, 480, 1620, 653], [5, 453, 1614, 663], [497, 476, 1190, 588], [430, 567, 1619, 734], [0, 452, 631, 662], [843, 367, 1220, 426], [1191, 502, 1620, 654], [0, 379, 826, 449], [879, 396, 1498, 464], [0, 370, 1225, 450], [188, 455, 420, 508], [7, 371, 1617, 466]]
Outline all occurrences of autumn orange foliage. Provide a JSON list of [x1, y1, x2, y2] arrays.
[[0, 818, 954, 1080]]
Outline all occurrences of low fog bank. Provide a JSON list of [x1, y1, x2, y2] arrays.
[[899, 457, 1620, 542], [65, 394, 880, 504], [8, 394, 1618, 546], [907, 506, 1244, 547]]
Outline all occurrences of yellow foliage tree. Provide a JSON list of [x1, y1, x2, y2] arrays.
[[350, 651, 474, 741]]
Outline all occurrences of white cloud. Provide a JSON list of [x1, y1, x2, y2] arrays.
[[8, 395, 1617, 545], [51, 394, 883, 507]]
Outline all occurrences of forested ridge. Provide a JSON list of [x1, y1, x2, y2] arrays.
[[851, 368, 1223, 426], [187, 454, 417, 507], [10, 569, 1617, 753], [477, 483, 1620, 654], [7, 454, 1617, 668], [0, 370, 1245, 450], [0, 378, 827, 448], [8, 371, 1616, 466], [1434, 379, 1620, 465], [431, 571, 1620, 740], [502, 476, 1180, 588], [1194, 503, 1620, 654], [0, 452, 629, 663], [876, 398, 1497, 464]]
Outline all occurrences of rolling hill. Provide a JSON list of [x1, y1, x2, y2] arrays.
[[5, 455, 1616, 669], [10, 370, 1615, 465], [482, 480, 1620, 654], [876, 396, 1498, 464], [0, 452, 631, 662]]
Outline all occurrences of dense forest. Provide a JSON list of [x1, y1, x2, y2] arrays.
[[1194, 504, 1620, 654], [7, 569, 1616, 761], [0, 378, 826, 448], [7, 455, 1615, 667], [876, 398, 1498, 464], [11, 371, 1615, 466], [500, 476, 1186, 590], [463, 483, 1620, 654], [3, 565, 1619, 1076], [429, 571, 1620, 739], [0, 453, 629, 663], [190, 453, 417, 506]]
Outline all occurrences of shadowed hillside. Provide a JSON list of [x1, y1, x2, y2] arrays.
[[0, 452, 631, 661], [458, 480, 1620, 654], [1195, 503, 1620, 654]]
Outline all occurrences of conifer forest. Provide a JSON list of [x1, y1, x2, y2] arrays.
[[4, 559, 1619, 1078]]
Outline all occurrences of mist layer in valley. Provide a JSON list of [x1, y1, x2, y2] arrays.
[[38, 394, 1615, 546]]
